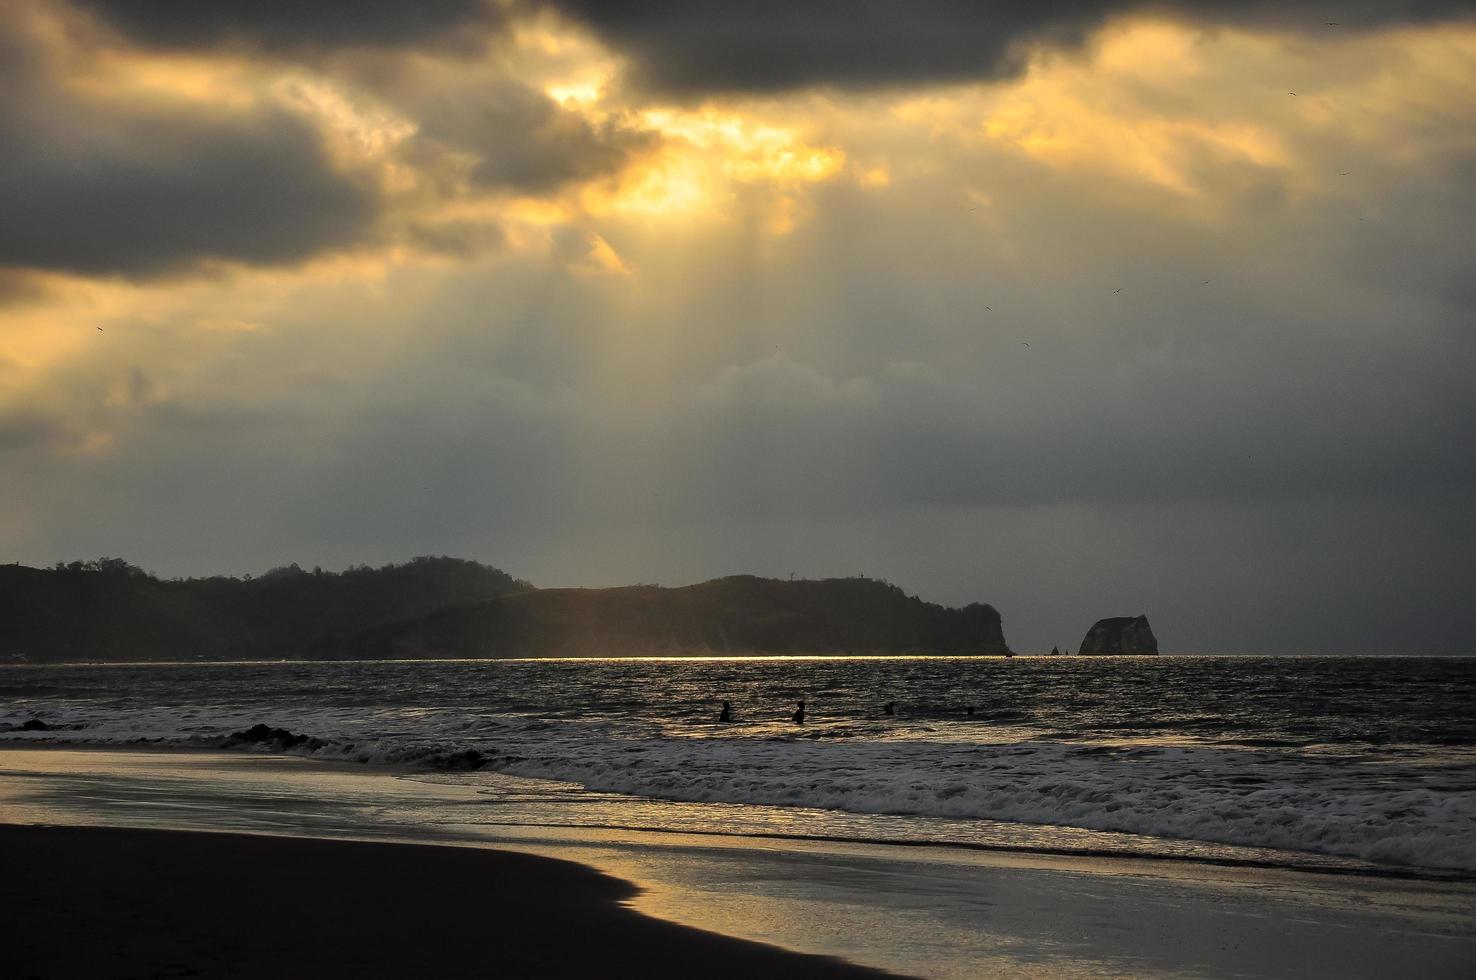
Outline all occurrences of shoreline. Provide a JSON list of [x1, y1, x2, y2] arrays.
[[0, 823, 899, 979], [1, 742, 1462, 883], [3, 737, 1466, 883], [447, 816, 1476, 883], [4, 746, 1475, 978]]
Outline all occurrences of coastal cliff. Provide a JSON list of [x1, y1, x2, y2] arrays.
[[1078, 615, 1159, 655], [336, 576, 1010, 660], [0, 562, 1008, 662]]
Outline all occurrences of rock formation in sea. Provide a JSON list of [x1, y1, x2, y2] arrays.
[[1078, 615, 1159, 655]]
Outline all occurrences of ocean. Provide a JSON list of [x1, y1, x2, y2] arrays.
[[3, 655, 1473, 876]]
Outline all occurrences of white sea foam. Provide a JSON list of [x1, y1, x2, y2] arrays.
[[6, 698, 1473, 874], [479, 734, 1476, 873]]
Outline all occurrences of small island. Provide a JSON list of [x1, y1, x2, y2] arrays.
[[1078, 615, 1159, 655]]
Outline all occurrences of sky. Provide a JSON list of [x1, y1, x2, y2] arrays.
[[2, 1, 1474, 653]]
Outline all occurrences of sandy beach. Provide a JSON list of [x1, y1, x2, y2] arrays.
[[3, 746, 1474, 978], [2, 823, 897, 979]]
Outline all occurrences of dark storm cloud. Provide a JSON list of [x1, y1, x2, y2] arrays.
[[550, 1, 1476, 94], [0, 18, 376, 278], [0, 5, 652, 280], [68, 0, 506, 51], [62, 0, 1476, 96], [0, 107, 375, 277], [553, 0, 1085, 94]]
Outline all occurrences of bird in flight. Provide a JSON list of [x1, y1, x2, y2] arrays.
[[1113, 288, 1123, 294], [1020, 342, 1030, 348], [1339, 171, 1351, 176], [1326, 22, 1339, 27], [96, 326, 103, 331], [1288, 92, 1297, 96], [984, 306, 992, 311], [1202, 280, 1212, 285]]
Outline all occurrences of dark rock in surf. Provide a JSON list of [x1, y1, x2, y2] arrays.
[[1078, 615, 1159, 655], [225, 723, 316, 750], [437, 749, 487, 770], [18, 718, 52, 731]]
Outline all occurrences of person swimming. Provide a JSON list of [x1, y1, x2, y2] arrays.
[[793, 700, 806, 724], [883, 701, 895, 716], [718, 700, 731, 722]]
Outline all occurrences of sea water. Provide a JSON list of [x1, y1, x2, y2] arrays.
[[3, 656, 1473, 875]]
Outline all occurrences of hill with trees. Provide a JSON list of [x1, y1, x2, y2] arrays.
[[0, 557, 528, 663], [0, 561, 1008, 662], [336, 575, 1009, 660]]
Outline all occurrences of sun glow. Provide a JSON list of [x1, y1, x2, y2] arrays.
[[583, 108, 845, 226], [69, 52, 261, 110], [640, 109, 845, 185], [976, 21, 1296, 198]]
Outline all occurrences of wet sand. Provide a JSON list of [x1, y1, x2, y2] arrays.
[[1, 824, 897, 979], [3, 747, 1474, 979]]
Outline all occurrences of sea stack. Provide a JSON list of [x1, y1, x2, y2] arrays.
[[1078, 615, 1159, 655]]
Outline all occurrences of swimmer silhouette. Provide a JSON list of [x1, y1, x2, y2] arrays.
[[719, 700, 732, 722], [966, 705, 975, 715], [793, 701, 806, 724], [883, 702, 895, 716]]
